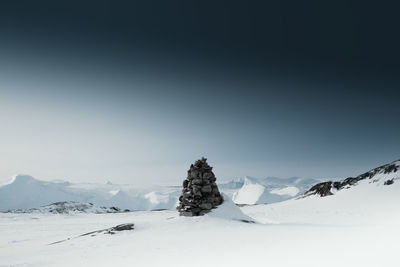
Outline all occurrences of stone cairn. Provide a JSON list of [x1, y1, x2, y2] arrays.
[[177, 157, 223, 216]]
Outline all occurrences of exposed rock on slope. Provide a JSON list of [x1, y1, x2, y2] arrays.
[[177, 157, 223, 216], [49, 223, 135, 245], [303, 160, 399, 197], [6, 201, 129, 214]]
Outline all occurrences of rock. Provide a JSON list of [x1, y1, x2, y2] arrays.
[[212, 186, 220, 194], [49, 223, 135, 245], [12, 201, 130, 214], [303, 160, 399, 197], [201, 185, 212, 193], [305, 181, 333, 197], [111, 223, 135, 231], [384, 164, 398, 174], [177, 157, 224, 216], [199, 203, 212, 210], [192, 179, 202, 185], [384, 179, 394, 185]]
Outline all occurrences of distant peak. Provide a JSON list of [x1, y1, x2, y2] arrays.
[[9, 174, 38, 184], [243, 176, 256, 184]]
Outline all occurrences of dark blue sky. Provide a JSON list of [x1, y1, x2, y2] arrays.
[[0, 1, 399, 185]]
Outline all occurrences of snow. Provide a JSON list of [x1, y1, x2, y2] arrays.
[[232, 181, 265, 204], [109, 189, 120, 196], [0, 174, 317, 211], [270, 186, 299, 196], [243, 174, 400, 226], [1, 162, 399, 266], [144, 191, 177, 207], [1, 187, 399, 266], [231, 177, 308, 205], [0, 174, 180, 211], [206, 193, 254, 222]]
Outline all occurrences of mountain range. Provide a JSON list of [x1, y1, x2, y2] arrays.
[[1, 160, 398, 212]]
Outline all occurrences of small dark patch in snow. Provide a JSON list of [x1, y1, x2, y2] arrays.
[[384, 179, 394, 185], [80, 223, 135, 236], [237, 219, 256, 223], [6, 201, 130, 214], [48, 223, 134, 245]]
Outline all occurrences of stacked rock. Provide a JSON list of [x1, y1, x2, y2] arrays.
[[177, 157, 224, 216]]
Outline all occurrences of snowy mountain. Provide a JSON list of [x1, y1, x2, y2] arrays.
[[0, 174, 180, 211], [5, 158, 397, 212], [244, 160, 400, 226], [0, 174, 318, 211], [2, 168, 399, 267], [1, 161, 400, 266], [303, 160, 399, 197], [220, 176, 319, 205]]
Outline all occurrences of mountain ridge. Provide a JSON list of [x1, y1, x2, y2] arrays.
[[0, 173, 318, 211], [2, 159, 398, 212], [303, 160, 399, 197]]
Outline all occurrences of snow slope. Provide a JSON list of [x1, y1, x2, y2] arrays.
[[304, 159, 400, 197], [1, 192, 399, 267], [1, 162, 400, 266], [206, 193, 254, 222], [243, 168, 400, 225]]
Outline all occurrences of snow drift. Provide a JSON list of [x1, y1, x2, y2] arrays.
[[206, 193, 254, 222]]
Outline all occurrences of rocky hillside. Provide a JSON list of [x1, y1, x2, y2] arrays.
[[303, 160, 399, 197]]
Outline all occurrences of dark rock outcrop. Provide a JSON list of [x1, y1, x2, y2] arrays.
[[384, 179, 394, 185], [306, 181, 333, 197], [303, 160, 399, 197], [6, 201, 129, 214], [49, 223, 134, 245], [177, 157, 223, 216]]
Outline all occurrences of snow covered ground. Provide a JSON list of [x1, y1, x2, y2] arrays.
[[1, 161, 399, 266], [243, 175, 400, 226], [1, 180, 399, 267]]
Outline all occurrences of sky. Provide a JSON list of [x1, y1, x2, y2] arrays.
[[0, 1, 399, 186]]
